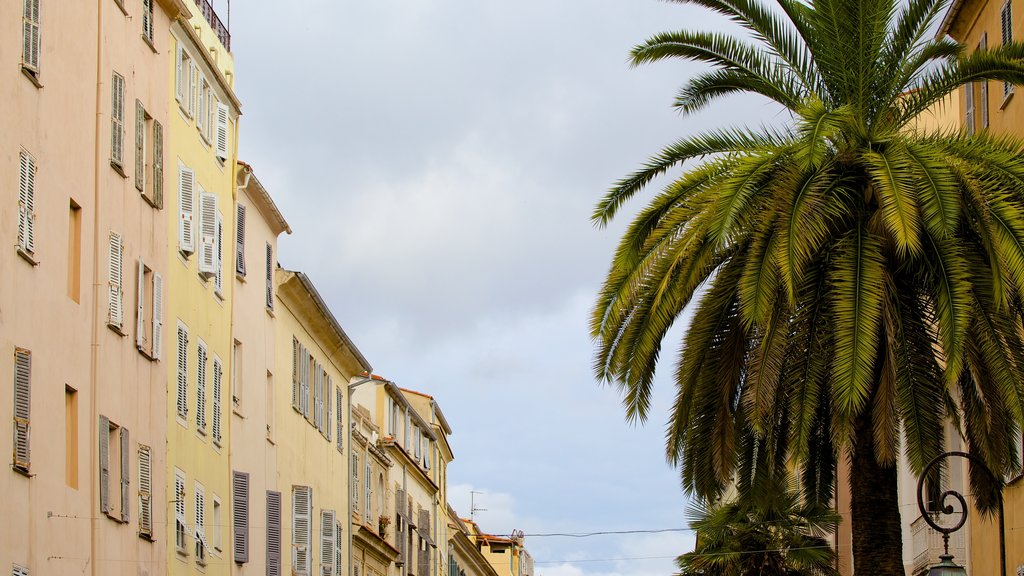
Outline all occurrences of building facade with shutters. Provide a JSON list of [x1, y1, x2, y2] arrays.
[[350, 401, 401, 576], [274, 268, 373, 576], [164, 3, 240, 576], [2, 1, 188, 575], [445, 510, 500, 576]]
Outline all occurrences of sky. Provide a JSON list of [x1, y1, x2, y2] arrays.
[[227, 2, 779, 576]]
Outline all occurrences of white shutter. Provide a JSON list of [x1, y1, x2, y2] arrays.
[[365, 460, 372, 524], [142, 0, 153, 41], [18, 150, 36, 254], [120, 427, 130, 522], [320, 510, 336, 576], [135, 100, 145, 190], [292, 338, 300, 411], [216, 102, 230, 160], [212, 357, 223, 444], [196, 342, 207, 432], [214, 212, 224, 295], [189, 61, 197, 117], [176, 324, 188, 419], [138, 445, 153, 537], [195, 484, 206, 543], [235, 204, 246, 276], [197, 75, 207, 135], [136, 259, 146, 349], [300, 346, 310, 419], [22, 0, 40, 73], [152, 273, 163, 360], [336, 388, 343, 452], [198, 190, 217, 275], [335, 522, 343, 576], [108, 232, 124, 329], [175, 472, 187, 550], [352, 454, 359, 509], [175, 46, 185, 102], [293, 486, 312, 576], [99, 416, 110, 514], [13, 564, 29, 576], [179, 165, 195, 253], [13, 348, 32, 471], [325, 375, 332, 443], [1003, 1, 1014, 97]]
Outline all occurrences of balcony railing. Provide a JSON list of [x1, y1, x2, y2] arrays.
[[911, 514, 965, 574], [197, 0, 230, 51]]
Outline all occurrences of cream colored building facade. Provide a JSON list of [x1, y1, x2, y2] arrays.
[[351, 401, 401, 576], [446, 510, 500, 576]]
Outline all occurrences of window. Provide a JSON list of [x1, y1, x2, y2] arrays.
[[336, 388, 343, 452], [214, 212, 224, 296], [232, 340, 242, 406], [68, 200, 81, 301], [138, 444, 153, 538], [365, 459, 372, 524], [235, 203, 246, 276], [195, 483, 207, 564], [292, 338, 310, 417], [178, 164, 196, 254], [212, 356, 223, 445], [141, 0, 153, 43], [176, 322, 189, 421], [216, 102, 230, 161], [99, 416, 129, 522], [267, 491, 282, 576], [197, 75, 210, 142], [22, 0, 40, 76], [266, 243, 274, 309], [424, 440, 431, 470], [196, 341, 208, 433], [1003, 0, 1014, 98], [135, 259, 163, 359], [352, 453, 360, 513], [18, 150, 37, 256], [321, 510, 337, 576], [213, 497, 223, 552], [176, 45, 196, 117], [198, 189, 218, 276], [965, 82, 975, 135], [107, 231, 124, 331], [233, 471, 250, 564], [13, 348, 31, 472], [111, 72, 125, 170], [175, 470, 187, 553], [65, 386, 78, 488], [292, 486, 312, 576]]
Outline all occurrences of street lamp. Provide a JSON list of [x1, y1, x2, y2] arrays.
[[347, 374, 376, 576], [915, 451, 1006, 576]]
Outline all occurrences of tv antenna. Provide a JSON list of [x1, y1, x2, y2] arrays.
[[470, 491, 487, 521]]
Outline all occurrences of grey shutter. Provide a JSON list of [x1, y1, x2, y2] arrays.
[[111, 73, 124, 166], [153, 120, 164, 207], [320, 510, 336, 576], [1003, 1, 1014, 96], [135, 100, 145, 190], [292, 337, 300, 411], [13, 348, 31, 470], [267, 491, 282, 576], [233, 470, 250, 564], [17, 150, 36, 254], [22, 0, 40, 72], [235, 204, 246, 276], [265, 243, 274, 309], [176, 324, 188, 418], [120, 427, 130, 522], [336, 387, 343, 452], [293, 486, 312, 576], [99, 416, 110, 514], [139, 445, 153, 537]]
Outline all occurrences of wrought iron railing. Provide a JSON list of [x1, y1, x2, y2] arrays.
[[197, 0, 230, 51]]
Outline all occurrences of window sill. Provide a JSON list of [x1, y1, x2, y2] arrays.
[[21, 67, 43, 88], [16, 247, 38, 267], [142, 34, 158, 54], [111, 160, 127, 178], [1001, 90, 1014, 110]]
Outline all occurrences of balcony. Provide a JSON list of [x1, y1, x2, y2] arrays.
[[910, 514, 965, 575], [197, 0, 230, 51]]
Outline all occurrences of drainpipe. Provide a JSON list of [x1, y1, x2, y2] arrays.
[[347, 375, 375, 576], [89, 2, 104, 576]]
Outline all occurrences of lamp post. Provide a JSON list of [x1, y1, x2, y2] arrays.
[[347, 374, 376, 576], [915, 451, 1006, 576]]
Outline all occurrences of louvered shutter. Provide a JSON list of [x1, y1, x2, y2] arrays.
[[179, 166, 195, 252], [99, 415, 110, 514], [135, 100, 145, 190], [176, 325, 188, 418], [335, 522, 343, 576], [300, 346, 310, 418], [197, 74, 207, 134], [320, 510, 336, 576], [365, 462, 372, 524], [216, 102, 230, 160], [325, 375, 332, 442], [198, 191, 217, 274], [189, 62, 197, 117], [142, 0, 153, 41], [136, 260, 146, 349], [352, 454, 359, 509], [293, 486, 312, 576], [18, 150, 36, 254], [981, 33, 990, 130], [196, 343, 207, 432], [965, 82, 975, 135], [111, 74, 124, 166], [108, 232, 124, 328], [22, 0, 40, 72], [214, 213, 224, 294], [267, 491, 282, 576], [13, 565, 29, 576], [233, 471, 250, 564], [266, 243, 274, 309], [1003, 1, 1014, 96], [313, 362, 322, 431], [292, 338, 300, 411], [195, 486, 206, 553], [153, 120, 164, 207], [13, 348, 32, 470], [175, 46, 184, 102], [336, 387, 343, 452], [120, 427, 130, 522], [175, 473, 186, 550], [152, 273, 163, 359], [212, 357, 223, 444], [138, 445, 153, 537], [235, 204, 246, 276]]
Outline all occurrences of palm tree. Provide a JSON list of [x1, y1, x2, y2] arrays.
[[591, 0, 1024, 572]]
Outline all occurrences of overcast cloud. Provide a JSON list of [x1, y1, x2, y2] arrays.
[[229, 1, 778, 575]]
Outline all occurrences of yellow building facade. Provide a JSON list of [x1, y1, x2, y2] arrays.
[[351, 401, 401, 576]]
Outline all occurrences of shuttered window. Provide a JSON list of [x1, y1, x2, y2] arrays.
[[233, 471, 250, 564], [176, 323, 189, 420], [138, 445, 153, 538], [135, 100, 145, 190], [267, 491, 282, 576], [195, 483, 207, 564], [1003, 0, 1014, 97], [196, 341, 208, 432], [99, 416, 110, 514], [18, 150, 37, 254], [152, 120, 164, 208], [197, 74, 208, 137], [965, 82, 975, 135], [235, 204, 246, 276], [292, 486, 312, 576], [199, 190, 218, 275], [142, 0, 153, 42], [324, 374, 332, 442], [334, 521, 343, 576], [313, 361, 322, 431], [980, 33, 990, 130], [22, 0, 40, 74], [120, 427, 130, 522], [266, 243, 274, 309], [336, 388, 343, 453], [175, 470, 187, 552], [215, 213, 224, 296], [152, 272, 163, 359], [13, 348, 32, 472], [189, 61, 197, 118], [352, 454, 359, 512], [107, 232, 124, 329], [300, 345, 310, 418], [111, 73, 125, 168], [216, 102, 230, 161], [212, 357, 223, 445], [178, 165, 196, 253], [365, 461, 372, 524], [320, 510, 336, 576]]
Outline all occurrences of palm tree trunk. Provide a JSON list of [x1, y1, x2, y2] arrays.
[[849, 410, 905, 575]]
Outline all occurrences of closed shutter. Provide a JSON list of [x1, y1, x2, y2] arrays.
[[179, 165, 195, 253], [292, 338, 300, 411], [111, 73, 125, 167], [196, 343, 207, 432], [212, 357, 223, 444], [233, 471, 250, 564], [1003, 1, 1014, 96], [267, 491, 282, 576], [325, 375, 332, 442], [108, 232, 124, 329], [198, 191, 217, 274], [313, 362, 322, 431], [153, 120, 164, 207], [136, 260, 146, 350], [13, 348, 32, 471], [189, 61, 197, 117], [300, 346, 310, 418], [965, 82, 975, 135], [99, 416, 110, 514], [138, 445, 153, 537], [120, 427, 130, 522], [22, 0, 40, 72], [266, 243, 274, 309], [152, 273, 163, 360], [135, 100, 145, 190], [175, 46, 184, 102], [335, 522, 343, 576], [142, 0, 153, 41], [216, 102, 230, 160], [365, 462, 372, 524], [214, 213, 224, 295], [195, 485, 206, 556], [981, 33, 990, 130], [235, 204, 246, 276], [336, 387, 343, 452], [320, 510, 336, 576], [352, 454, 359, 510], [293, 486, 312, 576], [18, 150, 36, 253], [176, 324, 188, 419]]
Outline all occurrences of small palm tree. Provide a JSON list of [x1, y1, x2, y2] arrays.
[[592, 0, 1024, 571]]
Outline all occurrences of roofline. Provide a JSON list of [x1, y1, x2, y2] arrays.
[[236, 161, 292, 235], [373, 377, 437, 441], [936, 0, 968, 38], [399, 387, 453, 435], [284, 270, 372, 373], [173, 17, 242, 112]]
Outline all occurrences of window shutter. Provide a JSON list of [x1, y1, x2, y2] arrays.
[[233, 471, 250, 564], [189, 61, 197, 117], [108, 232, 124, 329], [197, 74, 207, 134], [215, 212, 224, 295], [336, 387, 343, 452], [13, 565, 30, 576], [139, 445, 153, 537], [300, 346, 310, 419], [1003, 1, 1014, 96], [216, 102, 230, 160], [320, 510, 336, 576], [99, 415, 110, 514], [352, 454, 359, 509], [152, 273, 163, 360], [292, 337, 300, 411], [235, 204, 246, 276], [120, 427, 130, 522], [366, 462, 373, 524], [111, 73, 125, 167], [179, 166, 195, 253], [267, 491, 282, 576], [313, 362, 322, 431], [175, 473, 186, 550], [22, 0, 41, 72], [198, 191, 218, 275], [176, 324, 188, 419], [292, 486, 311, 576], [266, 243, 274, 309], [142, 0, 153, 41], [196, 343, 207, 432], [176, 46, 185, 102], [153, 120, 164, 208], [136, 259, 146, 350], [325, 375, 332, 443], [195, 485, 206, 550], [135, 100, 145, 190], [212, 357, 223, 444], [13, 348, 32, 471], [335, 522, 343, 576], [18, 150, 36, 254]]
